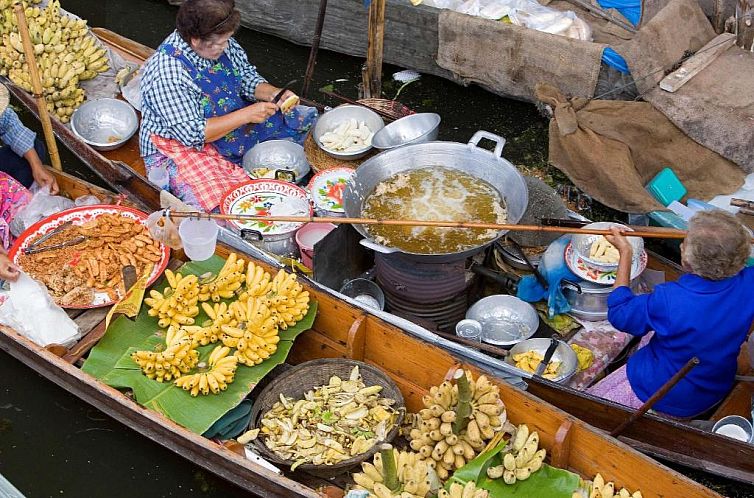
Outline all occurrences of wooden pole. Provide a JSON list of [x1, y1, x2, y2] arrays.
[[13, 3, 62, 171], [167, 211, 697, 240], [301, 0, 329, 99], [362, 0, 386, 99], [610, 357, 700, 437]]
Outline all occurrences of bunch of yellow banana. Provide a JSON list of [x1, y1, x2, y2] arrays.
[[267, 269, 310, 329], [582, 474, 643, 498], [190, 301, 238, 346], [131, 338, 199, 383], [486, 424, 545, 484], [237, 260, 272, 302], [145, 269, 200, 329], [352, 447, 434, 498], [224, 298, 280, 365], [198, 252, 245, 302], [438, 482, 489, 498], [0, 0, 109, 123], [174, 345, 238, 396]]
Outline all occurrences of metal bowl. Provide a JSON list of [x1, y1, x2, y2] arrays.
[[372, 113, 441, 150], [465, 295, 539, 346], [571, 222, 644, 272], [506, 338, 578, 383], [312, 105, 385, 160], [242, 140, 310, 184], [70, 98, 138, 151]]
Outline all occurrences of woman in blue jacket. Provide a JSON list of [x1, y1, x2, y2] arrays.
[[588, 210, 754, 418]]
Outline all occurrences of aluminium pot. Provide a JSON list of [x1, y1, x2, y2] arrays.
[[563, 279, 639, 321], [342, 131, 528, 263]]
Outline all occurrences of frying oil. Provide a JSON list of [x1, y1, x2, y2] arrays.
[[362, 167, 507, 254]]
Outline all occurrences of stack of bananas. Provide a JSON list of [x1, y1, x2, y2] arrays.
[[486, 424, 546, 484], [582, 474, 643, 498], [267, 269, 310, 329], [198, 253, 245, 302], [438, 482, 488, 498], [145, 269, 200, 329], [131, 331, 199, 383], [407, 371, 508, 480], [223, 298, 280, 366], [190, 301, 237, 346], [174, 345, 238, 396], [0, 0, 110, 123], [352, 446, 435, 498], [238, 260, 272, 302]]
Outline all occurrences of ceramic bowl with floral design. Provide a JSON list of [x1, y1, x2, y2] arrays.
[[307, 167, 354, 217]]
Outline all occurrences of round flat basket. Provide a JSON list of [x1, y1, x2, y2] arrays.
[[249, 358, 405, 478], [305, 99, 415, 173]]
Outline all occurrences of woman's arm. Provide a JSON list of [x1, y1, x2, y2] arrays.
[[23, 148, 58, 194], [0, 246, 20, 282], [204, 102, 278, 142]]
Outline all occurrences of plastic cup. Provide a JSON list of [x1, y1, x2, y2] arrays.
[[339, 278, 385, 311], [147, 165, 169, 190], [178, 219, 219, 261], [295, 222, 337, 269], [456, 319, 483, 343]]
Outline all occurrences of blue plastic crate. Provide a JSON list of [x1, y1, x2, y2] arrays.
[[646, 168, 687, 207]]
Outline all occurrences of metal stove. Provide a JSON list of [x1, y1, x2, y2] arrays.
[[374, 253, 475, 331]]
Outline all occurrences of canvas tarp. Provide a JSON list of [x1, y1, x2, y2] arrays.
[[535, 84, 745, 213]]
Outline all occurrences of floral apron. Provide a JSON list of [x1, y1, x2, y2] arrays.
[[161, 42, 316, 164], [0, 172, 32, 250]]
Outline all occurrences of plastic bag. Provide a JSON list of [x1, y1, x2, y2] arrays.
[[422, 0, 464, 8], [74, 195, 101, 206], [0, 272, 80, 347], [507, 0, 592, 40], [9, 186, 75, 237], [517, 235, 580, 318], [457, 0, 516, 18], [146, 209, 183, 250]]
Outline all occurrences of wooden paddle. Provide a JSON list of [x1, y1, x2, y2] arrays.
[[167, 210, 692, 240], [13, 3, 62, 171]]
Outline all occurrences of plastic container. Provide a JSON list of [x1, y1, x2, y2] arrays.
[[147, 165, 170, 190], [646, 168, 687, 206], [686, 198, 717, 212], [667, 200, 696, 221], [339, 279, 385, 311], [295, 222, 337, 269], [178, 219, 219, 261], [712, 415, 754, 443], [647, 210, 688, 230], [455, 319, 483, 342]]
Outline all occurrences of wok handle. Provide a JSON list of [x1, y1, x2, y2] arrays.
[[359, 238, 399, 254], [468, 130, 506, 158]]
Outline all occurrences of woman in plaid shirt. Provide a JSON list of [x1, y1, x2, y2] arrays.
[[139, 0, 316, 211]]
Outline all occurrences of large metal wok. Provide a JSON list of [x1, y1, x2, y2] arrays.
[[343, 131, 528, 262]]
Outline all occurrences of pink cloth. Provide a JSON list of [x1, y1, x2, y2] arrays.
[[586, 332, 654, 409], [0, 171, 32, 250]]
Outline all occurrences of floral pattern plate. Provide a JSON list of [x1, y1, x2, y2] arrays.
[[307, 167, 354, 215], [8, 205, 170, 309], [564, 241, 647, 285], [220, 180, 312, 234]]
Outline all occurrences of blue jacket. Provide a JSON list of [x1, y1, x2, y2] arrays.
[[607, 267, 754, 417]]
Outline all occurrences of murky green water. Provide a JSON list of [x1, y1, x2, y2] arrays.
[[1, 0, 752, 496]]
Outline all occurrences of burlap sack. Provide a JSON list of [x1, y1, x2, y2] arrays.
[[535, 84, 745, 213]]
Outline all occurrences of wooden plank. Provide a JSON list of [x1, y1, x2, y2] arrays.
[[550, 419, 574, 469], [363, 0, 387, 98], [659, 33, 736, 92], [74, 308, 111, 336], [63, 319, 108, 364]]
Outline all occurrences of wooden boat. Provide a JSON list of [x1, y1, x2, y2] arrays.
[[5, 27, 754, 488], [0, 169, 720, 498]]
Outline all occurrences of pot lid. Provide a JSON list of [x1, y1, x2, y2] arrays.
[[220, 180, 312, 235]]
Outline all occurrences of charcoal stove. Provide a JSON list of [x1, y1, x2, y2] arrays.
[[374, 252, 476, 331]]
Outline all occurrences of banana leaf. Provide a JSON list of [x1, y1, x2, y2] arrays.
[[82, 255, 318, 434], [448, 440, 581, 498]]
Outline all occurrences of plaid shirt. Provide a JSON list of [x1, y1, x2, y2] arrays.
[[0, 108, 36, 157], [139, 31, 267, 157]]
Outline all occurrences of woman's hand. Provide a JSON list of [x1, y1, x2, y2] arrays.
[[0, 252, 20, 282], [606, 226, 633, 288], [243, 102, 279, 124], [605, 226, 633, 256], [31, 164, 59, 195]]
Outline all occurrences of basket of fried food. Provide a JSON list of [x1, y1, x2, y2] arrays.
[[246, 358, 405, 477]]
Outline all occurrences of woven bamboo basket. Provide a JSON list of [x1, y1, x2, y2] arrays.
[[249, 358, 405, 478], [305, 99, 415, 173]]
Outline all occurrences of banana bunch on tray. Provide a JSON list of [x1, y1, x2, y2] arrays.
[[145, 269, 200, 330], [198, 253, 245, 302], [576, 474, 643, 498], [223, 298, 280, 366], [486, 424, 545, 484], [0, 0, 110, 123], [267, 269, 310, 329], [131, 331, 199, 383], [174, 345, 239, 396]]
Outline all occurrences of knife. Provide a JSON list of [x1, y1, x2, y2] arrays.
[[272, 79, 298, 104], [535, 337, 560, 377]]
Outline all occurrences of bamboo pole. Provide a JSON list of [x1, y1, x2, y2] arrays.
[[301, 0, 329, 99], [13, 3, 62, 171], [167, 211, 695, 240], [362, 0, 386, 98]]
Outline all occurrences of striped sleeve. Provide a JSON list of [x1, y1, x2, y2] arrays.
[[0, 108, 36, 157]]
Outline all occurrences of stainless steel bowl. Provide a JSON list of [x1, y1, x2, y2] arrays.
[[465, 295, 539, 346], [242, 140, 310, 184], [506, 338, 578, 383], [70, 98, 138, 151], [372, 113, 441, 150], [312, 105, 385, 160], [571, 222, 644, 272]]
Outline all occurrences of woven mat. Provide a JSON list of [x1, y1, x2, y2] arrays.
[[305, 99, 414, 173]]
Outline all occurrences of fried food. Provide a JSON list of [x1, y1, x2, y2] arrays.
[[17, 213, 162, 307], [512, 350, 561, 380]]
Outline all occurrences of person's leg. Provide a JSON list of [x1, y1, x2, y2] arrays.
[[0, 145, 33, 188]]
